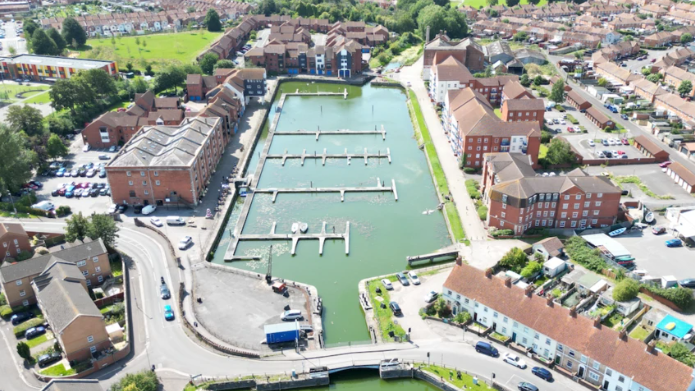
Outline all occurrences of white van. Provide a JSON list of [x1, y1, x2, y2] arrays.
[[281, 310, 303, 321], [166, 216, 186, 226], [31, 201, 55, 211]]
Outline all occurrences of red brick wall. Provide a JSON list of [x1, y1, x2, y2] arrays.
[[0, 232, 31, 261], [501, 105, 545, 127], [188, 83, 205, 100], [82, 122, 139, 149], [461, 135, 540, 169], [107, 168, 195, 206]]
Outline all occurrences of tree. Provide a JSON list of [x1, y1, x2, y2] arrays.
[[520, 261, 542, 279], [499, 247, 528, 273], [507, 0, 520, 6], [31, 29, 59, 55], [16, 342, 30, 361], [214, 59, 235, 70], [520, 74, 530, 87], [597, 77, 608, 87], [484, 65, 492, 77], [681, 33, 693, 44], [513, 31, 528, 41], [433, 0, 449, 6], [612, 278, 640, 302], [6, 105, 44, 137], [670, 343, 695, 367], [646, 73, 660, 83], [417, 5, 468, 40], [23, 19, 40, 37], [89, 214, 119, 248], [46, 113, 75, 136], [0, 126, 33, 194], [487, 0, 499, 6], [125, 62, 134, 72], [259, 0, 276, 16], [46, 134, 68, 160], [76, 68, 117, 98], [199, 53, 219, 75], [110, 371, 159, 391], [65, 212, 92, 243], [154, 65, 186, 94], [533, 75, 543, 86], [132, 77, 149, 93], [550, 79, 565, 104], [47, 28, 67, 52], [49, 78, 95, 113], [144, 64, 153, 76], [62, 17, 87, 48], [545, 138, 576, 165], [641, 67, 651, 76], [204, 9, 221, 32], [678, 80, 693, 97]]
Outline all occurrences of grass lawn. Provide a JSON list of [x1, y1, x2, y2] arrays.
[[40, 363, 76, 377], [367, 277, 406, 340], [602, 312, 625, 329], [629, 326, 650, 341], [493, 108, 502, 119], [26, 333, 50, 348], [0, 84, 50, 102], [110, 260, 123, 277], [420, 363, 494, 390], [24, 91, 51, 104], [408, 90, 466, 243], [77, 31, 222, 70], [539, 144, 549, 159]]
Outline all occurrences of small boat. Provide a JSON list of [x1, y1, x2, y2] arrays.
[[644, 211, 655, 223], [291, 223, 299, 234], [239, 187, 248, 197], [608, 227, 626, 237], [422, 210, 435, 215], [299, 222, 308, 233]]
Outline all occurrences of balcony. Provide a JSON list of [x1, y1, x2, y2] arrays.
[[501, 140, 510, 146]]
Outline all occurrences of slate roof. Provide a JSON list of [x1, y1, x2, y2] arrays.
[[485, 153, 537, 183], [504, 98, 545, 111], [443, 263, 693, 391], [491, 166, 621, 200]]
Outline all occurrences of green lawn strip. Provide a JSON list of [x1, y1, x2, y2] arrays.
[[656, 341, 672, 355], [110, 260, 123, 277], [629, 326, 650, 341], [566, 114, 579, 124], [24, 91, 51, 104], [100, 305, 114, 314], [26, 333, 50, 348], [367, 278, 406, 340], [602, 312, 624, 329], [493, 108, 502, 119], [408, 90, 466, 243], [419, 364, 494, 390], [610, 175, 673, 200], [39, 363, 76, 377], [539, 144, 548, 159]]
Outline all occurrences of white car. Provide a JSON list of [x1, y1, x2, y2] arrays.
[[560, 120, 566, 125], [107, 203, 118, 214], [424, 291, 438, 303], [612, 150, 619, 157], [83, 144, 90, 152], [281, 310, 303, 321], [503, 353, 527, 369], [381, 278, 393, 290], [108, 145, 116, 152], [408, 271, 420, 285], [178, 236, 193, 250], [588, 140, 595, 147], [142, 205, 156, 215], [150, 217, 163, 227]]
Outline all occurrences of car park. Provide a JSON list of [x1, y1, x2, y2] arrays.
[[666, 239, 682, 247], [25, 326, 46, 339], [164, 305, 175, 320], [396, 272, 409, 286], [531, 366, 553, 381], [389, 301, 402, 316], [37, 352, 62, 368], [178, 236, 193, 250], [381, 278, 393, 290], [150, 217, 163, 227], [10, 312, 34, 325], [503, 353, 527, 369], [407, 271, 420, 285], [424, 291, 438, 303]]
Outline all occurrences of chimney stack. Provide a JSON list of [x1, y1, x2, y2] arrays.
[[646, 340, 656, 354], [504, 277, 512, 288], [426, 26, 430, 44], [619, 329, 627, 341], [569, 305, 577, 318], [593, 316, 601, 329], [525, 285, 534, 298], [485, 268, 493, 278], [456, 256, 463, 266], [546, 294, 554, 307]]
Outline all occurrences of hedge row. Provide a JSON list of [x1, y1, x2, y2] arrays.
[[644, 285, 693, 311], [0, 304, 27, 319], [14, 318, 44, 338]]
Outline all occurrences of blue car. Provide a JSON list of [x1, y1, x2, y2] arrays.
[[65, 185, 76, 198], [56, 168, 66, 177], [666, 239, 683, 247], [164, 305, 174, 321], [531, 366, 553, 381], [25, 326, 46, 339]]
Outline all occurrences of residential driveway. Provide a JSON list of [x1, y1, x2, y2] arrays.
[[461, 240, 530, 271]]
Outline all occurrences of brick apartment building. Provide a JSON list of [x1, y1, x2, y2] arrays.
[[501, 98, 545, 126], [106, 117, 227, 207], [480, 153, 621, 233], [442, 89, 541, 168], [187, 68, 266, 105], [0, 55, 118, 82], [82, 90, 183, 149], [422, 33, 485, 80], [0, 238, 110, 308], [0, 223, 31, 262]]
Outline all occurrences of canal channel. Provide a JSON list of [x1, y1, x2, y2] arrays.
[[212, 81, 450, 344]]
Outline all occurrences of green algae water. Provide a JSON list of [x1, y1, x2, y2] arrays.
[[305, 370, 440, 391], [213, 82, 450, 344]]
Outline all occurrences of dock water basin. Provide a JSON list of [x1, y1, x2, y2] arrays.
[[212, 82, 450, 344]]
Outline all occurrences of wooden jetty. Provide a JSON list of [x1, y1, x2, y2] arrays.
[[256, 177, 398, 203], [406, 245, 460, 266], [266, 148, 392, 166], [274, 125, 386, 141]]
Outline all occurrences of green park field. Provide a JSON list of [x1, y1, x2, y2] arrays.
[[77, 31, 222, 70]]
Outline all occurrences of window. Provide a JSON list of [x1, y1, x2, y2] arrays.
[[534, 333, 540, 340], [583, 211, 588, 217], [589, 372, 600, 381], [560, 221, 566, 227], [82, 270, 89, 276], [154, 171, 159, 176], [144, 190, 149, 195], [77, 260, 86, 267], [502, 327, 507, 333], [557, 344, 563, 352], [572, 212, 578, 218], [493, 312, 498, 318], [594, 210, 600, 216], [140, 171, 145, 177], [618, 376, 625, 383], [93, 256, 99, 263], [606, 369, 613, 376], [86, 279, 91, 286], [592, 361, 600, 370], [464, 298, 469, 304], [564, 195, 570, 200], [597, 193, 603, 198], [484, 307, 488, 312], [129, 190, 136, 197], [128, 181, 133, 186], [142, 181, 147, 186], [587, 193, 592, 199], [550, 211, 555, 217], [98, 275, 104, 283], [87, 335, 94, 343], [513, 322, 518, 328], [574, 203, 580, 209], [156, 180, 160, 186], [19, 290, 26, 297], [22, 300, 29, 307], [595, 201, 602, 207], [90, 346, 97, 353], [575, 194, 581, 200], [126, 171, 131, 177], [524, 327, 529, 332], [561, 212, 567, 218], [581, 355, 588, 364], [501, 212, 506, 218], [568, 350, 575, 357], [95, 266, 101, 273], [563, 204, 568, 210], [567, 361, 573, 369], [503, 204, 507, 209], [15, 280, 22, 286], [503, 317, 508, 323], [584, 201, 590, 208]]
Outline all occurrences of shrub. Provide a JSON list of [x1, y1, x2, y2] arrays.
[[491, 229, 514, 237], [0, 305, 12, 318], [520, 261, 543, 279], [14, 250, 34, 262], [645, 285, 693, 310], [500, 247, 528, 272], [466, 179, 481, 199], [463, 167, 477, 174], [564, 236, 608, 273], [13, 318, 44, 338], [0, 292, 6, 306], [17, 341, 30, 360], [435, 298, 451, 318], [477, 205, 488, 220], [55, 205, 71, 217], [454, 311, 471, 324], [613, 279, 640, 302]]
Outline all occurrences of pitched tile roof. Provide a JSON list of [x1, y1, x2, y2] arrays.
[[443, 263, 693, 391], [502, 80, 532, 100], [433, 56, 474, 83], [0, 222, 27, 237], [535, 236, 564, 257], [668, 162, 695, 186], [504, 98, 545, 111], [634, 135, 667, 156]]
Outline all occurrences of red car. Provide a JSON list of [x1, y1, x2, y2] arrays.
[[57, 188, 67, 196], [617, 150, 626, 155], [659, 161, 672, 168], [621, 139, 629, 145]]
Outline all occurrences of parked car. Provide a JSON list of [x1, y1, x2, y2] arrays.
[[107, 204, 118, 214], [117, 204, 128, 213], [89, 188, 100, 197], [142, 205, 156, 215], [666, 239, 683, 247], [659, 161, 672, 168], [133, 204, 144, 214], [56, 168, 66, 177], [621, 138, 629, 145], [178, 236, 193, 250], [621, 114, 629, 120], [602, 139, 609, 146], [164, 305, 175, 321], [281, 310, 303, 321], [150, 217, 163, 227], [424, 290, 438, 303], [652, 226, 666, 234], [389, 301, 402, 316], [10, 312, 34, 325], [503, 353, 527, 369], [83, 144, 90, 152], [25, 326, 46, 339], [396, 272, 409, 286], [86, 169, 96, 177], [679, 279, 695, 288], [70, 169, 79, 177], [98, 154, 110, 160], [475, 341, 499, 357], [381, 278, 393, 290], [37, 352, 62, 368], [531, 366, 553, 381], [109, 145, 116, 152], [98, 169, 106, 178], [518, 382, 539, 391], [588, 140, 595, 147], [407, 271, 420, 285]]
